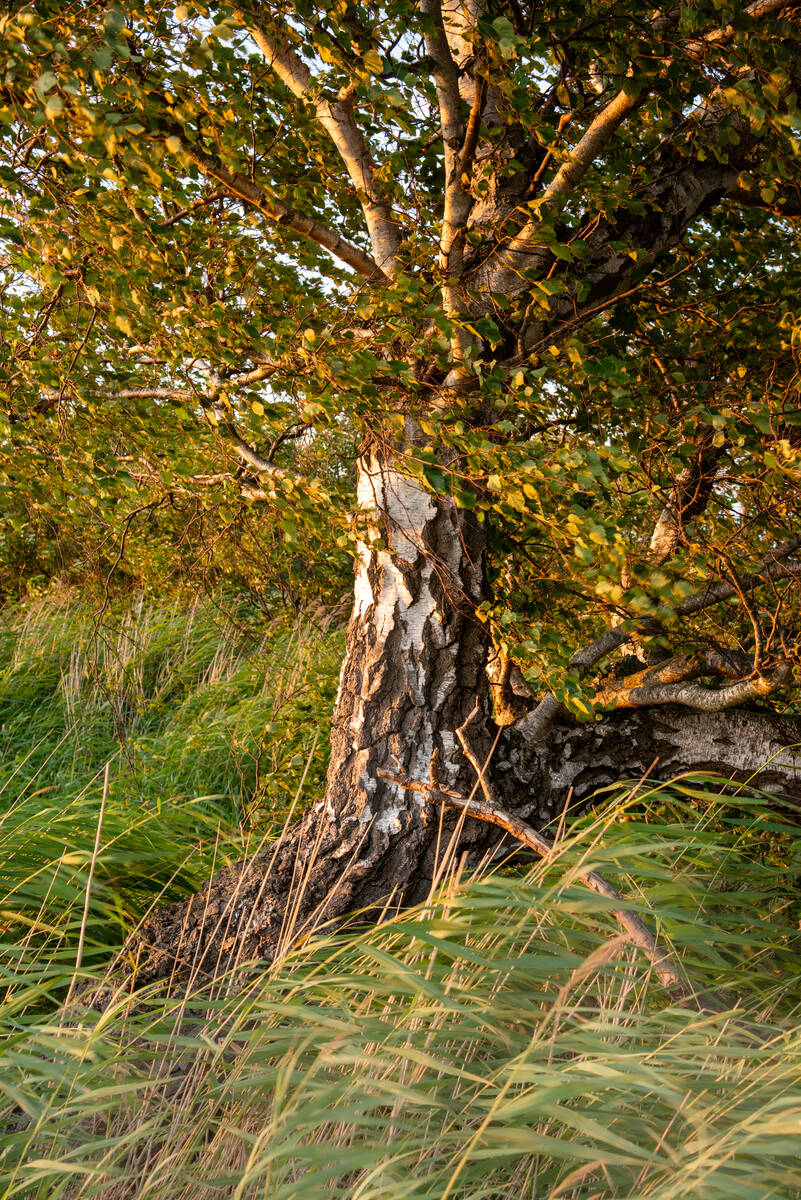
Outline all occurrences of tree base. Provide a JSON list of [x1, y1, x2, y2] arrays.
[[91, 702, 801, 1003]]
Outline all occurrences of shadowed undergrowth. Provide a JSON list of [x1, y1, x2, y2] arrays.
[[1, 595, 800, 1198]]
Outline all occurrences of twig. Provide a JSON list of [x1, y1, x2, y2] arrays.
[[381, 772, 692, 997]]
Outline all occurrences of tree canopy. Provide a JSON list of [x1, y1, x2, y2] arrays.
[[2, 0, 801, 720]]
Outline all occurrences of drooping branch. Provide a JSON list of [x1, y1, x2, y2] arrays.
[[33, 359, 280, 415], [207, 402, 300, 482], [233, 4, 401, 276], [33, 357, 301, 485]]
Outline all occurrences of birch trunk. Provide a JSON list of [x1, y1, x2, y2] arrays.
[[119, 453, 497, 991], [111, 459, 801, 995]]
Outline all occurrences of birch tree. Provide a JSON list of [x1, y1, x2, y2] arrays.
[[2, 0, 801, 984]]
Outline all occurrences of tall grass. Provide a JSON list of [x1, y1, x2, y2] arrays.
[[2, 782, 801, 1199], [1, 596, 800, 1198], [0, 592, 341, 1004], [0, 591, 342, 821]]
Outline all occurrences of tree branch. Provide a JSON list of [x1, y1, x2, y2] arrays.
[[169, 128, 388, 282], [160, 187, 227, 227], [476, 0, 795, 298], [593, 652, 793, 712], [517, 536, 801, 743], [209, 401, 297, 479], [35, 355, 299, 483], [649, 432, 722, 564], [232, 4, 400, 276], [726, 184, 801, 220], [420, 0, 467, 266], [690, 0, 796, 52]]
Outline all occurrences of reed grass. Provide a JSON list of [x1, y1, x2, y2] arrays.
[[1, 595, 800, 1199], [0, 592, 342, 825]]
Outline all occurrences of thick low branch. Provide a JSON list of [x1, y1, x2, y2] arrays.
[[593, 653, 793, 712], [598, 668, 792, 712], [518, 536, 801, 742]]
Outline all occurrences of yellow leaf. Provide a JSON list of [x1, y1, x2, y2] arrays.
[[363, 48, 384, 75], [165, 135, 182, 154]]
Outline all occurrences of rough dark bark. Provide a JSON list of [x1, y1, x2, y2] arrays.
[[116, 690, 801, 996], [114, 451, 500, 992], [496, 705, 801, 820]]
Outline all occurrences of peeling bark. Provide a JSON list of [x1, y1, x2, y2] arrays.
[[107, 457, 801, 996], [115, 451, 498, 992]]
